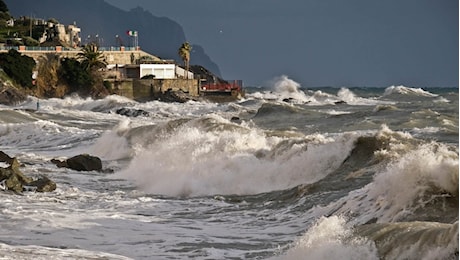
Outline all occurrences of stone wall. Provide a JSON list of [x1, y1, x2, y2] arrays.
[[107, 78, 199, 102], [111, 79, 134, 99], [133, 79, 199, 101]]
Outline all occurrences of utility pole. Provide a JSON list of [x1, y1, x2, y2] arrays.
[[29, 14, 32, 37]]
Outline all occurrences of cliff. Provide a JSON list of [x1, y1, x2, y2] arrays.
[[5, 0, 222, 76]]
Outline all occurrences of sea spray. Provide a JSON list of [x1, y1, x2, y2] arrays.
[[323, 130, 459, 224], [115, 117, 359, 196], [91, 119, 133, 160], [279, 216, 378, 260], [0, 87, 456, 259]]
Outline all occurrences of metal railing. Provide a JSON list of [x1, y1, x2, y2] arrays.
[[0, 46, 140, 52]]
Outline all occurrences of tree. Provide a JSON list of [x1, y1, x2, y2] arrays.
[[77, 43, 107, 71], [178, 41, 192, 73], [59, 57, 91, 91], [0, 49, 35, 88], [0, 0, 8, 13], [74, 44, 109, 98]]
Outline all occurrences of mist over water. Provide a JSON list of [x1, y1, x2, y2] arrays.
[[0, 76, 457, 259]]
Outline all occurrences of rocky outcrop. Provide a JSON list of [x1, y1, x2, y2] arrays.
[[190, 65, 227, 84], [159, 89, 198, 103], [0, 81, 27, 105], [51, 154, 102, 172], [0, 151, 56, 193]]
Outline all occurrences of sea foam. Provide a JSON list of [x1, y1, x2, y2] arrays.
[[115, 116, 359, 197]]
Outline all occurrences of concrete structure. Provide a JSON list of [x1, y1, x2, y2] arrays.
[[108, 78, 199, 102], [0, 46, 160, 66]]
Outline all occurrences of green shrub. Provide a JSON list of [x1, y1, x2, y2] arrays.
[[0, 49, 35, 88], [59, 57, 92, 91]]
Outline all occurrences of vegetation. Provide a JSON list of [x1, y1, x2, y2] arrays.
[[60, 57, 92, 92], [0, 49, 35, 88], [0, 1, 109, 100], [35, 53, 67, 97], [77, 44, 107, 71], [0, 0, 8, 13], [0, 0, 9, 21], [0, 0, 61, 47], [178, 41, 192, 72], [45, 44, 108, 97]]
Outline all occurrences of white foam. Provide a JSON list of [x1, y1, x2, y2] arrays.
[[115, 119, 359, 196], [278, 216, 378, 260], [248, 80, 392, 106], [0, 243, 133, 260], [325, 130, 459, 224], [248, 75, 310, 103], [383, 85, 438, 97], [337, 88, 390, 106], [90, 119, 133, 160]]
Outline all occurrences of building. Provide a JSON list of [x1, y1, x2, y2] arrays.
[[139, 63, 193, 79], [39, 21, 81, 47]]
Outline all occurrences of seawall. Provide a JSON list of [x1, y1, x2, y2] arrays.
[[0, 46, 161, 65], [109, 78, 199, 102]]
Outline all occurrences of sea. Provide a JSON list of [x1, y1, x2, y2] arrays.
[[0, 76, 457, 260]]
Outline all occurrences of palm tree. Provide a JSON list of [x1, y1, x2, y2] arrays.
[[77, 43, 107, 71], [178, 41, 192, 72]]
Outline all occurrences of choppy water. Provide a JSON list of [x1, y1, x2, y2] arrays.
[[0, 76, 457, 259]]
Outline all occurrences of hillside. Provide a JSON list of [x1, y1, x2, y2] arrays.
[[5, 0, 222, 76]]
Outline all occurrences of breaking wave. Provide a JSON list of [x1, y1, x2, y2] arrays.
[[383, 85, 438, 98]]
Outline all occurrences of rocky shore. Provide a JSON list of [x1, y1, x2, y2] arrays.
[[0, 79, 27, 106], [0, 151, 105, 194]]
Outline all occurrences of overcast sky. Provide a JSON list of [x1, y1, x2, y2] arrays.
[[107, 0, 458, 87]]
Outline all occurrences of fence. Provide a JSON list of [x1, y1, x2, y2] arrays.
[[0, 46, 139, 52]]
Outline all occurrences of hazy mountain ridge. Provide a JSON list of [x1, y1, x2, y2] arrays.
[[5, 0, 221, 76]]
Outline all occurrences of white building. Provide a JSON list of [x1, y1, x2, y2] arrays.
[[140, 63, 193, 79], [6, 19, 14, 27]]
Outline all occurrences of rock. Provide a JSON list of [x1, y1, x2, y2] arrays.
[[0, 84, 27, 106], [116, 107, 150, 117], [0, 151, 14, 164], [66, 154, 102, 172], [159, 89, 195, 103], [27, 176, 57, 192], [190, 65, 226, 84], [50, 158, 68, 168], [0, 151, 55, 193], [0, 167, 23, 193], [230, 116, 241, 122]]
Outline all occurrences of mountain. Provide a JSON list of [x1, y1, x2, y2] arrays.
[[5, 0, 221, 76]]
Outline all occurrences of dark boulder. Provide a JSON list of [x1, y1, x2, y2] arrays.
[[64, 154, 102, 172], [116, 107, 150, 117], [50, 158, 68, 168], [0, 151, 14, 164]]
